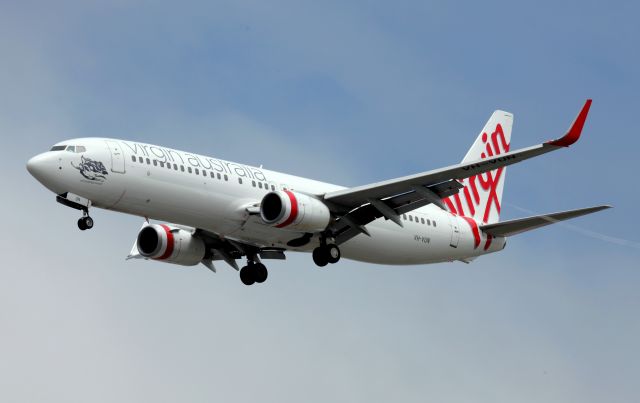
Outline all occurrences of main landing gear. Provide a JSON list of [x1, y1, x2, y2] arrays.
[[77, 211, 94, 231], [312, 243, 341, 267], [239, 261, 268, 286]]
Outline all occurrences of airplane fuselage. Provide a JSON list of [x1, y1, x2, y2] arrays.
[[27, 138, 506, 266]]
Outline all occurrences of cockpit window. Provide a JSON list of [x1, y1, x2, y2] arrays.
[[56, 145, 87, 153]]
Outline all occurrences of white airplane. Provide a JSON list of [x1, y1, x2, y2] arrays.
[[27, 100, 609, 285]]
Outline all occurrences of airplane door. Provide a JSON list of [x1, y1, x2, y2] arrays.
[[106, 140, 125, 174], [449, 215, 460, 248]]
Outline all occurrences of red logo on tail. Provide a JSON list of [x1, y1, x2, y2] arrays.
[[443, 124, 510, 248]]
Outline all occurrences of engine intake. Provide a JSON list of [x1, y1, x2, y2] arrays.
[[136, 224, 206, 266], [260, 190, 331, 232]]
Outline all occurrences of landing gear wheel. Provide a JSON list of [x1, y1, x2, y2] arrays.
[[77, 216, 94, 231], [83, 216, 94, 229], [313, 247, 329, 267], [254, 263, 268, 283], [240, 265, 256, 286], [326, 244, 341, 264]]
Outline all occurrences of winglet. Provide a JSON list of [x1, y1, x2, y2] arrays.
[[547, 99, 592, 147]]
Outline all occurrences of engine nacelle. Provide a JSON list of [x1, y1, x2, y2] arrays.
[[136, 224, 206, 266], [260, 190, 331, 232]]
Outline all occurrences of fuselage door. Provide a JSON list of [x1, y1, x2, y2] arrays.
[[449, 215, 460, 248], [106, 140, 125, 174]]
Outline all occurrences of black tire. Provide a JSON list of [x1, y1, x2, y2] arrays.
[[254, 263, 268, 283], [312, 247, 329, 267], [326, 244, 341, 264], [83, 216, 94, 229], [77, 218, 87, 231], [239, 265, 255, 286]]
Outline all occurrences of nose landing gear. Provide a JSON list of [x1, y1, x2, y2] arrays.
[[56, 193, 94, 231], [77, 213, 94, 231]]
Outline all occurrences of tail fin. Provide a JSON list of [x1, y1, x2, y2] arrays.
[[443, 110, 513, 224]]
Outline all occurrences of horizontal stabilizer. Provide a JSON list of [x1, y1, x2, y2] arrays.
[[480, 205, 611, 237]]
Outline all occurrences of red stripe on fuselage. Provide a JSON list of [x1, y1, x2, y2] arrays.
[[484, 234, 493, 250], [459, 216, 481, 249], [158, 224, 174, 260], [276, 190, 299, 228]]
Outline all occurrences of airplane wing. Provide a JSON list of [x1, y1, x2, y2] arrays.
[[323, 100, 592, 244], [194, 228, 286, 271], [325, 100, 591, 209], [479, 205, 611, 237]]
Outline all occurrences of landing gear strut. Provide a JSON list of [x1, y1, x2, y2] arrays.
[[56, 193, 94, 231], [239, 261, 268, 286], [77, 211, 94, 231], [313, 243, 341, 267]]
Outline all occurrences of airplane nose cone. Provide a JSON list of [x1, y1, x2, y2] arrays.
[[26, 153, 47, 179], [27, 152, 60, 185], [27, 152, 68, 194]]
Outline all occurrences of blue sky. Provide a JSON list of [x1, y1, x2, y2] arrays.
[[1, 1, 638, 402]]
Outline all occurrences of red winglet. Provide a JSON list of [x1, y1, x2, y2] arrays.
[[546, 99, 592, 147]]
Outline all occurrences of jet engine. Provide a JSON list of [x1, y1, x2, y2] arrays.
[[136, 224, 206, 266], [260, 190, 331, 232]]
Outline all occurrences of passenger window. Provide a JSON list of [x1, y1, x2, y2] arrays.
[[271, 185, 275, 191], [159, 161, 165, 168], [50, 145, 67, 151], [403, 214, 407, 220], [434, 221, 437, 227], [202, 170, 206, 176], [146, 158, 150, 165], [224, 175, 228, 181], [181, 165, 185, 172], [66, 146, 75, 152], [409, 215, 413, 222], [195, 168, 199, 175], [252, 180, 256, 187], [210, 172, 214, 178], [76, 146, 86, 153], [217, 173, 221, 180], [139, 157, 143, 163], [421, 218, 425, 224], [258, 182, 263, 189], [131, 156, 136, 162], [174, 164, 178, 170], [167, 163, 172, 170], [188, 167, 192, 173], [238, 178, 243, 184]]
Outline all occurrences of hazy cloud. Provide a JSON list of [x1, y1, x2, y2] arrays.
[[1, 1, 638, 403]]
